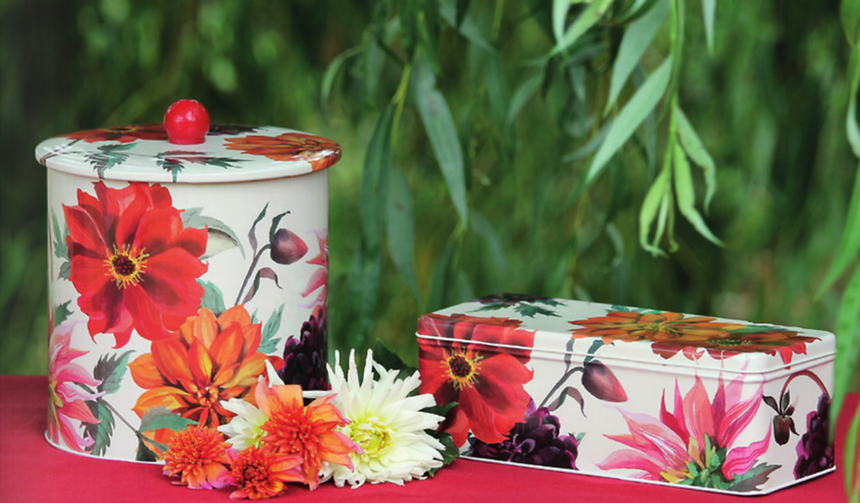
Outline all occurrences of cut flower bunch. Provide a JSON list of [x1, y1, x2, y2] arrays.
[[161, 345, 458, 499]]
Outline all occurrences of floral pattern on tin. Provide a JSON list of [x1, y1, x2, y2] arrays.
[[416, 295, 832, 494], [418, 313, 536, 447], [598, 375, 778, 492], [224, 132, 342, 171], [569, 309, 819, 364], [128, 305, 284, 430], [49, 180, 329, 461], [38, 124, 340, 181], [468, 401, 579, 470], [63, 181, 208, 348], [64, 123, 167, 143], [47, 321, 102, 453]]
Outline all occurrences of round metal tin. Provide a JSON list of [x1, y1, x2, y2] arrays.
[[39, 119, 338, 462]]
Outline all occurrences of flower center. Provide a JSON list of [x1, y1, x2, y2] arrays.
[[263, 410, 319, 465], [240, 458, 268, 485], [104, 245, 149, 288], [442, 349, 482, 390], [349, 417, 392, 459], [196, 386, 220, 407]]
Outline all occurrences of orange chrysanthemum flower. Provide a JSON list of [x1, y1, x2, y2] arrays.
[[163, 425, 232, 490], [224, 132, 341, 171], [255, 381, 358, 490], [226, 445, 304, 500], [129, 305, 284, 432]]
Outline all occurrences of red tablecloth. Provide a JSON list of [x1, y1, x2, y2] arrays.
[[0, 375, 855, 503]]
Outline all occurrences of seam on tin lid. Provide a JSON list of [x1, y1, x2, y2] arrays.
[[416, 333, 836, 375], [419, 297, 834, 372]]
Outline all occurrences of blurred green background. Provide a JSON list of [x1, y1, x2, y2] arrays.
[[1, 0, 858, 400]]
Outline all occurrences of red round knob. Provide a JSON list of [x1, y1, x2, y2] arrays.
[[164, 99, 210, 145]]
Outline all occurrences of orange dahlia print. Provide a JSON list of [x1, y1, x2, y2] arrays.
[[224, 132, 341, 171], [570, 310, 818, 363], [129, 305, 284, 430]]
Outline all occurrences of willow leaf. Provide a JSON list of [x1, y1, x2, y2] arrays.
[[386, 167, 422, 307], [613, 0, 662, 24], [639, 159, 672, 257], [427, 239, 456, 312], [675, 106, 717, 211], [673, 142, 723, 246], [552, 0, 612, 56], [563, 118, 613, 162], [832, 266, 860, 435], [654, 188, 673, 253], [414, 59, 468, 225], [586, 56, 672, 189], [701, 0, 717, 54], [507, 71, 543, 127], [321, 47, 359, 106], [818, 165, 860, 296], [848, 45, 860, 158], [439, 0, 492, 51], [605, 0, 670, 115], [361, 105, 394, 254], [845, 407, 859, 498], [552, 0, 573, 44]]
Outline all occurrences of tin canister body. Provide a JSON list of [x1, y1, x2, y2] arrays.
[[39, 124, 338, 461], [416, 295, 836, 495]]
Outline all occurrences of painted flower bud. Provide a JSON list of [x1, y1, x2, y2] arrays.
[[270, 229, 308, 265], [772, 403, 796, 445], [772, 415, 794, 445], [582, 360, 628, 403]]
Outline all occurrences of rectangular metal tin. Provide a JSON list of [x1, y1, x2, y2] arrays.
[[416, 295, 836, 495]]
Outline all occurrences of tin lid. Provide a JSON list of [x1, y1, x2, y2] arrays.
[[417, 294, 835, 375], [35, 100, 341, 183]]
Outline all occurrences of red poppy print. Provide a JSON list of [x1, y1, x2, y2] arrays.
[[64, 123, 167, 143], [63, 181, 208, 347], [418, 313, 536, 447], [224, 132, 341, 171]]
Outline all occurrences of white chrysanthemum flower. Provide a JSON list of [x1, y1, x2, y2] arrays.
[[217, 397, 269, 451], [321, 349, 445, 488]]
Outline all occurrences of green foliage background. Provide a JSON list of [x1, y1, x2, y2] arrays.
[[1, 0, 858, 414]]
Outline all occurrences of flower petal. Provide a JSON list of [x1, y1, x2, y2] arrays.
[[209, 324, 245, 370], [188, 339, 215, 384], [129, 353, 167, 389], [133, 386, 191, 417], [723, 428, 772, 480], [151, 338, 194, 385]]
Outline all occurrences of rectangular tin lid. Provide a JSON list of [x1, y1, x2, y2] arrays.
[[416, 294, 835, 374]]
